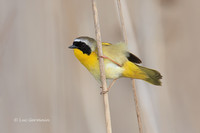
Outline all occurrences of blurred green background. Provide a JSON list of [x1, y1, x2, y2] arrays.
[[0, 0, 200, 133]]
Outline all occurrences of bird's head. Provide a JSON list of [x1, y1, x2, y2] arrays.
[[69, 36, 96, 55]]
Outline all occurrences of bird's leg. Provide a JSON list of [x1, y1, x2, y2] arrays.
[[107, 78, 117, 91], [100, 79, 118, 95], [99, 55, 122, 67]]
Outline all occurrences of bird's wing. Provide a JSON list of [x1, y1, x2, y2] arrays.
[[99, 42, 142, 65], [101, 42, 128, 65]]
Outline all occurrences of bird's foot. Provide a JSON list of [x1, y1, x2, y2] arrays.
[[100, 86, 109, 95], [100, 90, 109, 95]]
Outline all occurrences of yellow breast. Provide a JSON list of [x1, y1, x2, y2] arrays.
[[74, 49, 100, 80], [73, 49, 124, 80]]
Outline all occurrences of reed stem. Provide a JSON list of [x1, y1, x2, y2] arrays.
[[91, 1, 112, 133], [116, 0, 143, 132]]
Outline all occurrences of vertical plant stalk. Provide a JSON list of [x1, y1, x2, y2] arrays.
[[91, 1, 112, 133], [116, 0, 128, 44], [116, 0, 143, 133]]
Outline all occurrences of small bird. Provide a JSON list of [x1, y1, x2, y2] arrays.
[[69, 36, 162, 93]]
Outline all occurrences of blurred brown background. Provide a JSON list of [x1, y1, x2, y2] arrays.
[[0, 0, 200, 133]]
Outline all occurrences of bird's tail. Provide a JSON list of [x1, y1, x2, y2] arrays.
[[122, 61, 162, 86], [137, 65, 162, 85]]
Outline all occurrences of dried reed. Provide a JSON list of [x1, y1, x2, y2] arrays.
[[116, 0, 143, 132], [91, 1, 112, 133]]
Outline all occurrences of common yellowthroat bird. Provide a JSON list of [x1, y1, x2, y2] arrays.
[[69, 36, 162, 92]]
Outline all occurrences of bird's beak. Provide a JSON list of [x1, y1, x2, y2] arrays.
[[68, 45, 77, 49]]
